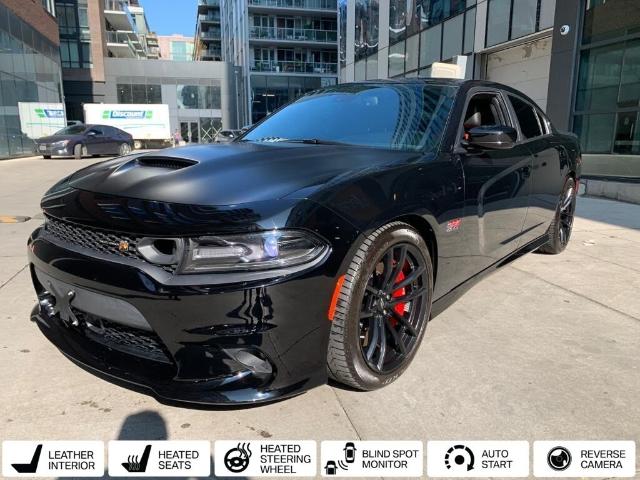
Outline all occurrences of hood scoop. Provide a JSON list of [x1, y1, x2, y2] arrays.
[[136, 156, 197, 170]]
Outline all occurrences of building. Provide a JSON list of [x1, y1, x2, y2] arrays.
[[157, 34, 195, 61], [0, 0, 63, 158], [103, 57, 238, 141], [56, 0, 159, 121], [339, 0, 640, 180], [194, 0, 223, 61], [219, 0, 339, 124]]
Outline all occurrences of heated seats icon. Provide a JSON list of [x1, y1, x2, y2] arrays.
[[12, 444, 43, 474], [122, 444, 152, 473]]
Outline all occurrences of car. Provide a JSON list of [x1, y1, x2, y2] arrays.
[[35, 124, 133, 159], [343, 442, 357, 463], [27, 79, 580, 405], [214, 129, 241, 143]]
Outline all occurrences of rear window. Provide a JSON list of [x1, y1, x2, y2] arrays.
[[509, 95, 542, 139]]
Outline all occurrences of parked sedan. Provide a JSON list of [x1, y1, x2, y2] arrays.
[[35, 124, 133, 159], [28, 80, 580, 405]]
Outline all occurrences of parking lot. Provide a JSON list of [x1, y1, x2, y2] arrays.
[[1, 155, 639, 479]]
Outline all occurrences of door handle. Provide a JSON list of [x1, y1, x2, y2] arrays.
[[520, 165, 532, 178]]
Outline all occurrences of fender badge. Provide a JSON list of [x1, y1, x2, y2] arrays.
[[446, 218, 462, 232], [118, 240, 130, 252]]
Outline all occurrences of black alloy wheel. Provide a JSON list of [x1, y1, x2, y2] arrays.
[[327, 222, 433, 390], [538, 177, 577, 254]]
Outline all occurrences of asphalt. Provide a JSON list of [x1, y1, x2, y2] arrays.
[[0, 155, 639, 479]]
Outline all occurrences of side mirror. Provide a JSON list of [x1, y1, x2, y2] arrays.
[[463, 125, 517, 150], [87, 130, 97, 136]]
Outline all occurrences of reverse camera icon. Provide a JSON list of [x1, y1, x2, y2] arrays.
[[547, 446, 572, 471]]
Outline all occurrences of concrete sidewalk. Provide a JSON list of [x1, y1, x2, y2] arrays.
[[1, 156, 639, 479]]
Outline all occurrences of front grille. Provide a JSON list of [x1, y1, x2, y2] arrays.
[[74, 309, 171, 364], [44, 216, 176, 273]]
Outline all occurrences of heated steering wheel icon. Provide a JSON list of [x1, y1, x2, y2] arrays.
[[224, 443, 252, 473]]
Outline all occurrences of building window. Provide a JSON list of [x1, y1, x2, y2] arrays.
[[56, 0, 92, 68], [177, 85, 221, 109], [388, 40, 405, 77], [442, 13, 463, 60], [117, 83, 163, 104], [486, 0, 552, 48], [419, 24, 442, 69], [574, 38, 640, 154]]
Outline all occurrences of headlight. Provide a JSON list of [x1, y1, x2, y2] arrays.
[[52, 140, 69, 148], [179, 230, 328, 273]]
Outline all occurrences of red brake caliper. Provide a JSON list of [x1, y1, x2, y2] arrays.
[[390, 269, 406, 326]]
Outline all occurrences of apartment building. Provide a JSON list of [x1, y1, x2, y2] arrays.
[[158, 34, 194, 61], [194, 0, 223, 61], [219, 0, 339, 124], [55, 0, 159, 120]]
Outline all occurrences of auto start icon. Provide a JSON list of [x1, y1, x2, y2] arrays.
[[445, 444, 475, 471]]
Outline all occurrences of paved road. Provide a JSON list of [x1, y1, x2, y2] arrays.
[[1, 155, 639, 479]]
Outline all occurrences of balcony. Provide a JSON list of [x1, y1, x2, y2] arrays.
[[104, 0, 134, 31], [249, 26, 337, 45], [199, 29, 221, 41], [200, 49, 223, 60], [105, 31, 137, 58], [251, 59, 337, 74], [198, 13, 221, 23], [198, 0, 220, 11], [248, 0, 337, 13]]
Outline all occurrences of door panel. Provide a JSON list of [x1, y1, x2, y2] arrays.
[[461, 146, 532, 266]]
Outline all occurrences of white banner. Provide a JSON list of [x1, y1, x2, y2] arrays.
[[320, 440, 423, 477], [2, 441, 104, 477], [533, 441, 636, 477], [427, 441, 529, 477], [108, 440, 210, 477], [214, 440, 316, 477]]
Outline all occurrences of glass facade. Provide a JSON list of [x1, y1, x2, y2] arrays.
[[0, 3, 63, 158], [56, 0, 92, 69], [117, 83, 162, 104], [387, 0, 476, 78], [485, 0, 555, 47], [574, 0, 640, 155], [250, 74, 336, 123], [177, 84, 222, 110], [169, 40, 194, 61]]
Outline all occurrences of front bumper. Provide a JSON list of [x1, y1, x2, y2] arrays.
[[28, 226, 346, 405], [36, 144, 72, 156]]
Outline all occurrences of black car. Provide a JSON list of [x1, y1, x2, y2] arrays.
[[27, 80, 580, 405], [35, 124, 133, 159]]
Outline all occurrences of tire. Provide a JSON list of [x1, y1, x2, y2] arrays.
[[42, 155, 51, 159], [119, 142, 131, 156], [327, 222, 433, 390], [74, 144, 87, 159], [538, 176, 577, 254], [134, 140, 142, 150]]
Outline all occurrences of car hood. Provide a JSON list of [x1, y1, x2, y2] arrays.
[[37, 134, 81, 143], [63, 142, 421, 206]]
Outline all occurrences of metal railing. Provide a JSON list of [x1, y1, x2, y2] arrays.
[[249, 26, 337, 43], [249, 0, 337, 10], [251, 59, 337, 74], [199, 29, 221, 40], [105, 31, 134, 44], [199, 13, 221, 22], [104, 0, 125, 11]]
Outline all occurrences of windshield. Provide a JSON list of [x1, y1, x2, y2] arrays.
[[242, 83, 457, 152], [54, 125, 86, 135]]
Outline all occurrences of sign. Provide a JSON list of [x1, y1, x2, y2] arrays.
[[533, 441, 636, 477], [215, 440, 316, 477], [427, 441, 529, 477], [321, 441, 423, 477], [2, 441, 103, 477], [108, 441, 210, 477]]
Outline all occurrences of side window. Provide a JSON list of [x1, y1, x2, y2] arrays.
[[536, 109, 551, 135], [509, 95, 542, 139], [461, 92, 509, 137]]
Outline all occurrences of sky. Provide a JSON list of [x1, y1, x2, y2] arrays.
[[139, 0, 198, 37]]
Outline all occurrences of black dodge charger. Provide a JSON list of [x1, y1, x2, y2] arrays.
[[28, 80, 581, 405]]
